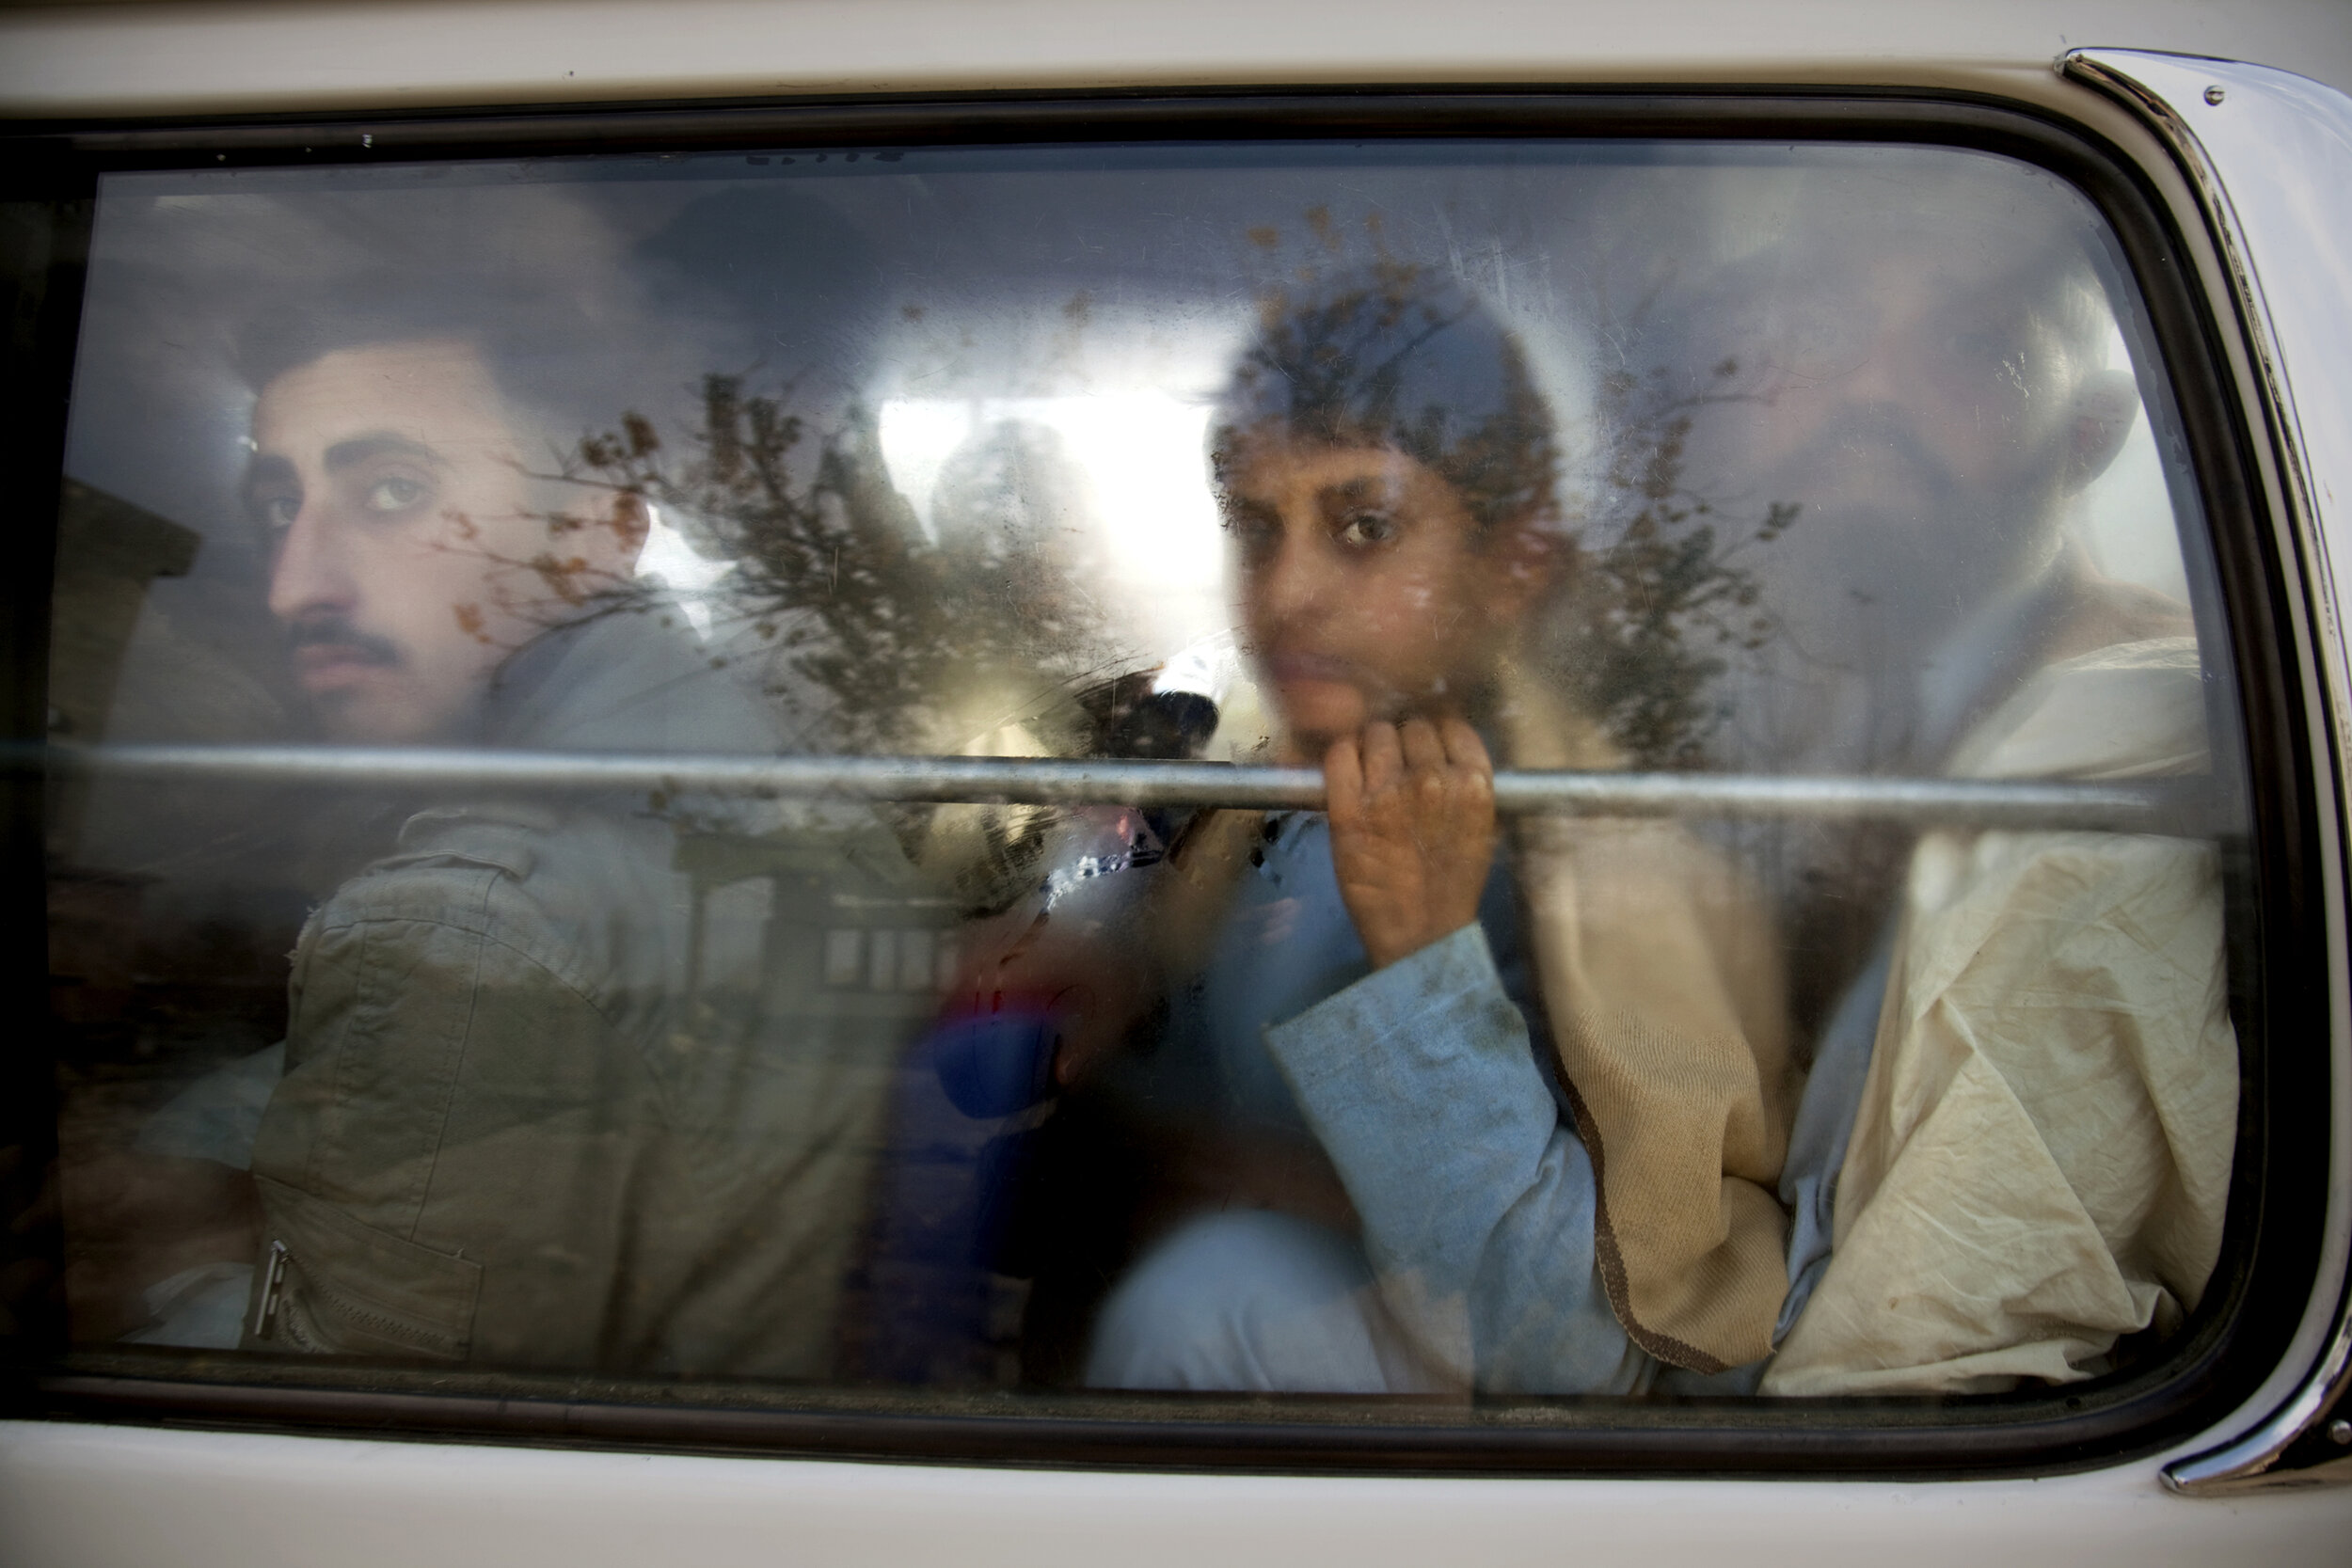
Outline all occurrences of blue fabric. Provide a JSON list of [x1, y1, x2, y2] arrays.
[[931, 1008, 1062, 1118], [860, 1022, 1041, 1386], [122, 1261, 254, 1350], [1088, 1209, 1449, 1392], [1772, 924, 1897, 1347], [1117, 814, 1647, 1394], [129, 1044, 286, 1347]]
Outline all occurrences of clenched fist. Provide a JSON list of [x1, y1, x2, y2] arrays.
[[1325, 714, 1497, 969]]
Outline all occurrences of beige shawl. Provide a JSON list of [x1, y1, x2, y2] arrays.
[[1498, 676, 1797, 1371]]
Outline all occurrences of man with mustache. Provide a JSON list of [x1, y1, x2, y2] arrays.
[[1666, 165, 2243, 1394], [247, 331, 641, 747], [209, 289, 887, 1377]]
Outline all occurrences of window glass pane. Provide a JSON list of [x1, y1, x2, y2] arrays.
[[44, 141, 2248, 1408]]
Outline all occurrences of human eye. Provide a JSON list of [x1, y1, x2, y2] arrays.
[[245, 482, 302, 542], [362, 473, 432, 514], [243, 454, 304, 539], [1333, 505, 1400, 547]]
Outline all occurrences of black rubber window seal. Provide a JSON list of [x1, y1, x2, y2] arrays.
[[0, 83, 2326, 1480]]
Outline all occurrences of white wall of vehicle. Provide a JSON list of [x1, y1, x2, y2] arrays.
[[2075, 49, 2352, 1492], [5, 1417, 2352, 1568], [0, 0, 2348, 117]]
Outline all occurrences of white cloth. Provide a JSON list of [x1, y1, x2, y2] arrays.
[[1763, 637, 2238, 1394]]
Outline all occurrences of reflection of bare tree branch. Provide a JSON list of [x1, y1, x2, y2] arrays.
[[544, 378, 1144, 913], [560, 383, 1129, 761], [403, 472, 660, 657], [545, 226, 1796, 779], [545, 379, 1117, 760], [1541, 359, 1800, 769]]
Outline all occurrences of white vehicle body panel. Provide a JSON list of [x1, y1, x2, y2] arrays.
[[3, 1418, 2351, 1568], [0, 0, 2349, 113], [2069, 48, 2352, 1493]]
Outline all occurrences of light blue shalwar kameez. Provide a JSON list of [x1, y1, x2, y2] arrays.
[[1085, 812, 1656, 1395]]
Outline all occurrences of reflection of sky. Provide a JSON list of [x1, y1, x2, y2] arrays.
[[59, 143, 2220, 759], [633, 507, 736, 641], [2070, 323, 2189, 603], [881, 393, 1231, 661], [2074, 417, 2188, 602]]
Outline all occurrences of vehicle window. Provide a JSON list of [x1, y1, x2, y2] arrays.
[[29, 138, 2253, 1427]]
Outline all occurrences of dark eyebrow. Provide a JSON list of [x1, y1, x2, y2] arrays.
[[322, 432, 448, 472], [1320, 475, 1395, 507]]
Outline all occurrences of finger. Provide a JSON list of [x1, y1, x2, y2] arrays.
[[1358, 720, 1405, 794], [1398, 715, 1447, 775], [1438, 714, 1494, 780], [1324, 732, 1364, 822]]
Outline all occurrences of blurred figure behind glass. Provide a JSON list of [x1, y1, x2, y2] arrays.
[[1649, 159, 2241, 1393], [1067, 267, 1795, 1395], [127, 274, 896, 1379]]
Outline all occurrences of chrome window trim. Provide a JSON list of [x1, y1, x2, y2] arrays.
[[2064, 46, 2352, 1497]]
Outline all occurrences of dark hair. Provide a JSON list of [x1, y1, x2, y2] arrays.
[[1209, 266, 1561, 536], [633, 188, 888, 388], [233, 268, 604, 450]]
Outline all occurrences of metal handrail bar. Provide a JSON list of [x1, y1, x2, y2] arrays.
[[4, 742, 2214, 832]]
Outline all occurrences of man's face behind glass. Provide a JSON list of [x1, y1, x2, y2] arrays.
[[246, 340, 578, 745], [1686, 234, 2134, 657]]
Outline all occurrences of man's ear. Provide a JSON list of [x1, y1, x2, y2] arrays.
[[2063, 368, 2140, 492]]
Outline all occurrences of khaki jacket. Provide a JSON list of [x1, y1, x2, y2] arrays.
[[244, 610, 901, 1375]]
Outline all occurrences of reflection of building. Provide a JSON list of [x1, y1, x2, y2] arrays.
[[929, 417, 1104, 661], [46, 481, 199, 1025], [879, 395, 1234, 666], [47, 478, 308, 1029], [48, 479, 199, 748], [47, 481, 313, 1349]]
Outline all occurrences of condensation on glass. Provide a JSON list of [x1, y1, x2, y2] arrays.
[[41, 141, 2249, 1407]]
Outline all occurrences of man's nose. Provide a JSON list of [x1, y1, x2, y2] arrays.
[[1252, 523, 1327, 624], [265, 503, 356, 624]]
